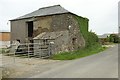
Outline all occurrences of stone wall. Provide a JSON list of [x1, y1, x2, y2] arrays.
[[33, 13, 86, 52], [33, 16, 52, 36], [11, 19, 28, 43], [53, 30, 69, 53]]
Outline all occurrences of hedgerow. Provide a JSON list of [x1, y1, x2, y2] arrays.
[[74, 15, 99, 48]]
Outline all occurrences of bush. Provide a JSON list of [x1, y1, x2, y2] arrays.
[[74, 15, 99, 48], [108, 34, 120, 43]]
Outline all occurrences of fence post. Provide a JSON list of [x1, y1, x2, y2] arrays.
[[48, 43, 51, 57], [39, 43, 41, 59], [49, 42, 54, 57], [38, 40, 41, 59], [28, 43, 29, 60], [13, 44, 16, 63]]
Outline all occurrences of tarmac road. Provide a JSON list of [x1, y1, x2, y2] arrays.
[[30, 45, 118, 78]]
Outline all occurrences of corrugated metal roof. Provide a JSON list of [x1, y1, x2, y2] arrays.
[[11, 5, 69, 21]]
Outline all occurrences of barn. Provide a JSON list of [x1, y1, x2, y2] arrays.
[[10, 5, 89, 55]]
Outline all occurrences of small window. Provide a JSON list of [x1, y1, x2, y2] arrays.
[[72, 38, 77, 45]]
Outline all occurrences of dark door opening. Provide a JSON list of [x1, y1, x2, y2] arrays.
[[27, 21, 34, 52], [72, 38, 77, 45], [27, 21, 33, 37]]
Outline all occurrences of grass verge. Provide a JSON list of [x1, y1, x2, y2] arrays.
[[0, 48, 6, 53], [50, 43, 107, 60]]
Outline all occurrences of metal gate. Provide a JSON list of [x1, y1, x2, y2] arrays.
[[2, 42, 54, 60]]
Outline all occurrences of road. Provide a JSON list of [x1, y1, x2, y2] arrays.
[[30, 45, 118, 78]]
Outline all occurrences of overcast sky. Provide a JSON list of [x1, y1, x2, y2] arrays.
[[0, 0, 119, 35]]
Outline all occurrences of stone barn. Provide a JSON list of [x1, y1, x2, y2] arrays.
[[10, 5, 89, 55]]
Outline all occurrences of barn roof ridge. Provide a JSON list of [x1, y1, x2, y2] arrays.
[[10, 5, 70, 21]]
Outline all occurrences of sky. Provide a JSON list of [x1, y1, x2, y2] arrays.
[[0, 0, 119, 35]]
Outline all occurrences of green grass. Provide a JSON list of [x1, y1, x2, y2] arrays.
[[51, 43, 107, 60], [0, 48, 6, 53], [0, 49, 2, 53], [0, 48, 10, 54]]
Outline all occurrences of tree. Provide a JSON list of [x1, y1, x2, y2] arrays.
[[109, 34, 120, 43]]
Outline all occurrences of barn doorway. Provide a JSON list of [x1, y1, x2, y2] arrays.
[[27, 21, 34, 52], [27, 21, 33, 38]]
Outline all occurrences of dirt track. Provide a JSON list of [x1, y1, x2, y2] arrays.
[[1, 54, 60, 78]]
